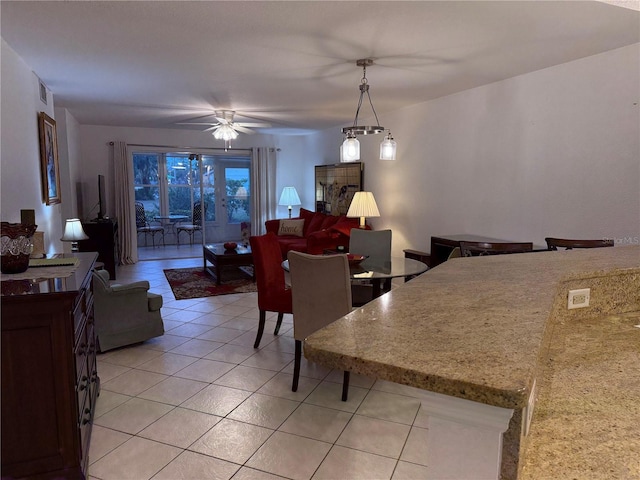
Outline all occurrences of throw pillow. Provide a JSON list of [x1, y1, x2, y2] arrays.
[[330, 217, 360, 236], [320, 214, 340, 230], [306, 213, 326, 234], [299, 207, 316, 235], [277, 219, 305, 237]]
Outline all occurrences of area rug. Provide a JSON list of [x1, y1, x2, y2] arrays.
[[163, 267, 256, 300]]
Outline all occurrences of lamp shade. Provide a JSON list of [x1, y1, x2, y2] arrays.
[[341, 136, 360, 162], [278, 187, 301, 207], [380, 133, 397, 161], [347, 191, 380, 228], [60, 218, 88, 242]]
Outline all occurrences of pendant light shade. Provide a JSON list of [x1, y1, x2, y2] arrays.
[[380, 132, 397, 161], [341, 134, 360, 162]]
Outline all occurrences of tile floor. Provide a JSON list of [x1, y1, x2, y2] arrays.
[[89, 257, 434, 480]]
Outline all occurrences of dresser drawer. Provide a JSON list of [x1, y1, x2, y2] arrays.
[[72, 287, 88, 343]]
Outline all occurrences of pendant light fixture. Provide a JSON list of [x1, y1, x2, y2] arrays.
[[379, 130, 397, 161], [341, 58, 397, 162]]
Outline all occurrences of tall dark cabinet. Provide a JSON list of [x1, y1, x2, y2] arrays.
[[1, 253, 99, 479], [78, 219, 118, 279]]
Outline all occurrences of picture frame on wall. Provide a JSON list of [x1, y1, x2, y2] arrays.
[[38, 112, 62, 205], [314, 162, 363, 215]]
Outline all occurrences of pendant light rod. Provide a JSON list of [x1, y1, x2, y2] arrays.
[[342, 58, 385, 136]]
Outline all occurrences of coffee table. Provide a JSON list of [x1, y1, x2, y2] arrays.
[[203, 243, 254, 285]]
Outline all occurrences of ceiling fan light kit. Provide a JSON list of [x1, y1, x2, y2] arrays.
[[212, 124, 239, 141], [341, 58, 397, 162], [177, 109, 271, 150]]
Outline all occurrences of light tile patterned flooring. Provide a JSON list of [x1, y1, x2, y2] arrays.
[[89, 257, 434, 480]]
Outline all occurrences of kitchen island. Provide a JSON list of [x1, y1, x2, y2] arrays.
[[305, 245, 639, 479]]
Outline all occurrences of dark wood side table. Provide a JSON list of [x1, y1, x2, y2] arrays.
[[405, 234, 518, 268], [78, 219, 119, 279], [203, 243, 254, 285]]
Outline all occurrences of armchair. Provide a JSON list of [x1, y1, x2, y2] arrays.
[[92, 269, 164, 352]]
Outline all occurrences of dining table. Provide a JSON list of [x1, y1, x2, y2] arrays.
[[153, 214, 188, 236], [282, 255, 429, 299]]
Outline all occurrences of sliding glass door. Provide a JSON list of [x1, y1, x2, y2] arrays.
[[133, 150, 251, 245]]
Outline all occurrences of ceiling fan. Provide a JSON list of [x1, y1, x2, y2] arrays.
[[176, 110, 271, 143]]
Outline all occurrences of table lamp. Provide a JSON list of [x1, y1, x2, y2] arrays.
[[278, 187, 301, 218], [347, 191, 380, 229], [60, 218, 89, 252]]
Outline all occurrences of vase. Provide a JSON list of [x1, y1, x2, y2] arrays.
[[1, 222, 37, 274]]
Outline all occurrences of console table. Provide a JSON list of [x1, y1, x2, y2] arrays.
[[1, 252, 99, 479]]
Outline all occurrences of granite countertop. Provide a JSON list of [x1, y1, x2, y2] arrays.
[[305, 245, 639, 410], [519, 310, 640, 480], [304, 245, 639, 478]]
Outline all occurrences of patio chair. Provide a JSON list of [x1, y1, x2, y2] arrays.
[[176, 202, 203, 245], [135, 201, 165, 247]]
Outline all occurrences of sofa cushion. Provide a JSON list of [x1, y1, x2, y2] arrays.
[[276, 237, 307, 257], [320, 214, 340, 230], [277, 219, 305, 237], [330, 217, 360, 236], [306, 213, 326, 234], [299, 208, 316, 236]]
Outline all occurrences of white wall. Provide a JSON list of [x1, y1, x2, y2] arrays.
[[0, 39, 64, 255], [307, 44, 640, 256], [4, 39, 638, 259], [78, 125, 313, 221]]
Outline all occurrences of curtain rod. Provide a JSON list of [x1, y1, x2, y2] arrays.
[[106, 141, 254, 152]]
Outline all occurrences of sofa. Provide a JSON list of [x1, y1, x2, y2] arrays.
[[265, 207, 361, 258]]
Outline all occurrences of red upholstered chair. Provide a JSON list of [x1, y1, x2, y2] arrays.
[[249, 233, 293, 348]]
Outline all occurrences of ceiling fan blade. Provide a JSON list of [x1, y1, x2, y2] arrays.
[[203, 126, 220, 132], [236, 122, 272, 128], [233, 125, 256, 135], [175, 122, 221, 126]]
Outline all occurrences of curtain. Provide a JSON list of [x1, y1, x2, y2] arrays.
[[112, 141, 138, 264], [250, 147, 277, 235]]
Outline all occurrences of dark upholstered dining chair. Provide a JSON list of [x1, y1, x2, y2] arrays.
[[349, 229, 392, 306], [288, 251, 352, 401], [250, 233, 293, 349], [459, 241, 533, 257], [545, 237, 614, 250], [135, 201, 165, 247]]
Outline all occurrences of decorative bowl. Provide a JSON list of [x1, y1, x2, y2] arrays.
[[346, 254, 368, 265], [223, 242, 237, 251], [1, 222, 37, 274]]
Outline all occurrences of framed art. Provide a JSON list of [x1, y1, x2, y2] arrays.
[[314, 162, 363, 215], [38, 112, 61, 205]]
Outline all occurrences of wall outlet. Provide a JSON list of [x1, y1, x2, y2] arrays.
[[568, 288, 590, 309]]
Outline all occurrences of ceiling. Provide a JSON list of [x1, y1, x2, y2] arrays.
[[2, 1, 638, 136]]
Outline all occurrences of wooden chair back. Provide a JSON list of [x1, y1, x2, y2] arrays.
[[545, 237, 614, 250]]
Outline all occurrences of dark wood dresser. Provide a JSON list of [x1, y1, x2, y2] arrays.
[[1, 252, 99, 479], [78, 219, 118, 280]]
